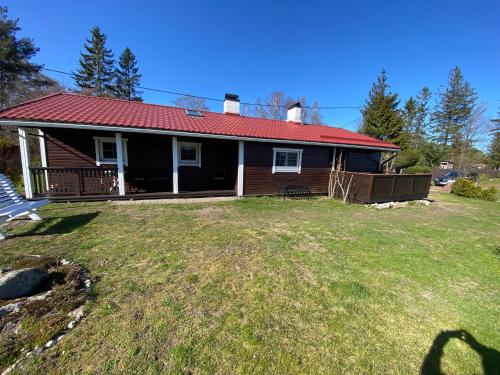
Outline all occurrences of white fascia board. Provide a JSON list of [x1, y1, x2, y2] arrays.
[[0, 120, 401, 152]]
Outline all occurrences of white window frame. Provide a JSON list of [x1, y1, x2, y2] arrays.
[[94, 136, 128, 166], [272, 147, 303, 174], [178, 142, 202, 167]]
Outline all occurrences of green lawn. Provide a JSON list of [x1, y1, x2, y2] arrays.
[[1, 192, 499, 374]]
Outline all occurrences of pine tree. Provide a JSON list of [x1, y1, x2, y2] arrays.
[[402, 87, 432, 150], [114, 48, 142, 101], [414, 87, 431, 145], [431, 67, 477, 151], [0, 6, 42, 109], [359, 69, 403, 145], [402, 97, 417, 148], [74, 26, 115, 96], [488, 131, 500, 169]]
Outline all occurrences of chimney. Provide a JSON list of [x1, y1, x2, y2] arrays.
[[223, 93, 240, 115], [287, 102, 302, 123]]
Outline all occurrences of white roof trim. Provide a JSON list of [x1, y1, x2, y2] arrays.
[[0, 120, 400, 152]]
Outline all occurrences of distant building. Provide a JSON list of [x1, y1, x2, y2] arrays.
[[440, 161, 454, 169]]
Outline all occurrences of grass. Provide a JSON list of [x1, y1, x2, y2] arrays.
[[0, 192, 499, 374]]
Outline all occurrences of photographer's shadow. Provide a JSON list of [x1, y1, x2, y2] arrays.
[[421, 330, 500, 375]]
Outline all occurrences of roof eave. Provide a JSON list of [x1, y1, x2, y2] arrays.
[[0, 119, 400, 152]]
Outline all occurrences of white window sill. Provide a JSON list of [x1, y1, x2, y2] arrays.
[[272, 168, 301, 174], [179, 162, 201, 167]]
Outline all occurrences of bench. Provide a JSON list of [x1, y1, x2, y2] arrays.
[[278, 181, 312, 200], [0, 173, 50, 240]]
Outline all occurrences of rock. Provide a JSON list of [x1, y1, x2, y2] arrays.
[[33, 346, 43, 356], [45, 340, 54, 348], [0, 268, 49, 299], [0, 302, 21, 318], [2, 320, 19, 334], [2, 364, 15, 374], [69, 305, 85, 321], [0, 268, 11, 276], [26, 290, 52, 302], [67, 320, 76, 329]]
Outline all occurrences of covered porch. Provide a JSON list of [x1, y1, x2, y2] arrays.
[[18, 127, 244, 200]]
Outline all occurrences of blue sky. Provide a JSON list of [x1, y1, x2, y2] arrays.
[[5, 0, 500, 132]]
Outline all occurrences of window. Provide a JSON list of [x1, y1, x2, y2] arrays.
[[178, 142, 201, 167], [185, 109, 203, 117], [272, 148, 303, 173], [94, 137, 128, 165]]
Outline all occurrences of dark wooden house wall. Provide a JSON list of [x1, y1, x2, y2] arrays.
[[243, 142, 383, 196], [345, 149, 381, 173], [45, 129, 98, 167], [243, 142, 333, 195], [43, 128, 386, 196], [177, 137, 238, 191]]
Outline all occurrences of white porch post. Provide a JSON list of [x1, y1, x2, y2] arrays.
[[38, 129, 49, 188], [172, 137, 179, 194], [237, 141, 244, 197], [115, 133, 126, 196], [332, 146, 337, 170], [18, 127, 33, 199]]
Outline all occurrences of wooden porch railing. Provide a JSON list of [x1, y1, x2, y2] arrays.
[[333, 172, 432, 203], [30, 167, 119, 197]]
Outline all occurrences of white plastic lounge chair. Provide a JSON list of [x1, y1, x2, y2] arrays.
[[0, 173, 50, 240]]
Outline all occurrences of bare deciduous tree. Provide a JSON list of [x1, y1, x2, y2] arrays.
[[173, 95, 209, 111], [328, 151, 354, 203], [253, 91, 322, 124], [457, 102, 492, 169]]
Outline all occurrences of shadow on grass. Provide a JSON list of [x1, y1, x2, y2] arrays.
[[12, 212, 100, 237], [421, 330, 500, 375]]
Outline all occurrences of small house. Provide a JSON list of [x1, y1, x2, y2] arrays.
[[0, 93, 431, 203]]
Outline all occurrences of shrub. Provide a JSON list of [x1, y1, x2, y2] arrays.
[[404, 165, 431, 174], [478, 173, 490, 184], [451, 178, 497, 201], [480, 187, 498, 202]]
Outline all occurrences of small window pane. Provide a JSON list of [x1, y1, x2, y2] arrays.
[[286, 152, 298, 166], [180, 146, 197, 162], [275, 152, 287, 166], [102, 141, 117, 160]]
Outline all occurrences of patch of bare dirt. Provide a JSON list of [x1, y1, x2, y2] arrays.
[[193, 206, 234, 221]]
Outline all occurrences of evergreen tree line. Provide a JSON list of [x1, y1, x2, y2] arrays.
[[359, 68, 498, 170], [74, 26, 142, 101]]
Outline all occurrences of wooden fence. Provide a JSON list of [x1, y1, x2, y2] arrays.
[[333, 172, 432, 203], [30, 167, 119, 197]]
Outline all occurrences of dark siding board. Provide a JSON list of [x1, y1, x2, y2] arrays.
[[344, 149, 381, 173], [177, 137, 238, 191], [244, 142, 333, 195], [45, 129, 99, 167], [126, 133, 172, 192]]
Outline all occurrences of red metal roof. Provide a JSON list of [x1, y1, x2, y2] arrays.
[[0, 92, 399, 150]]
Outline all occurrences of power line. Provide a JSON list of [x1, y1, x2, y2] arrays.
[[43, 68, 362, 110], [343, 116, 362, 128]]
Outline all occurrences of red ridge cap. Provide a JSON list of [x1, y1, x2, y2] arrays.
[[0, 92, 400, 150]]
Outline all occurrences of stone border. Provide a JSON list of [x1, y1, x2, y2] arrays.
[[365, 199, 431, 209], [2, 258, 91, 375]]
